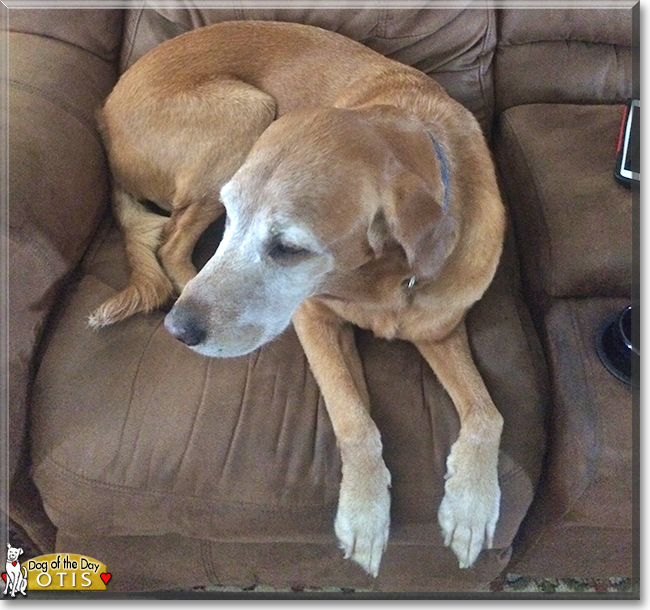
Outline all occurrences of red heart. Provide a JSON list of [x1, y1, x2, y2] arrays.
[[100, 573, 111, 585], [12, 562, 16, 567], [1, 573, 6, 582]]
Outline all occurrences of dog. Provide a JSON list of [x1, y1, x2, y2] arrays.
[[4, 544, 27, 597], [89, 21, 506, 577]]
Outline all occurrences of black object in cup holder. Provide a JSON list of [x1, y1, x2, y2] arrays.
[[596, 305, 639, 386]]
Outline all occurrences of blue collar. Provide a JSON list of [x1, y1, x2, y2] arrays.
[[427, 132, 451, 212]]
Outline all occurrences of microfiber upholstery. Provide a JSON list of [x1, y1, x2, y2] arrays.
[[8, 5, 636, 591], [495, 8, 633, 113], [495, 104, 632, 304], [29, 218, 548, 590], [509, 298, 633, 578], [7, 23, 119, 482]]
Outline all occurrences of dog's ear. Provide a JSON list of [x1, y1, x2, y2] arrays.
[[6, 543, 10, 549], [370, 170, 458, 280], [18, 549, 23, 556], [367, 208, 391, 258]]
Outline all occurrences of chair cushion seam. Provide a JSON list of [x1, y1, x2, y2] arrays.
[[500, 110, 556, 297], [9, 79, 102, 146], [499, 39, 631, 49], [34, 453, 328, 509], [9, 30, 117, 63]]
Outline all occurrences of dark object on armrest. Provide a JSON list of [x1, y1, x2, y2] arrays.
[[596, 305, 639, 386]]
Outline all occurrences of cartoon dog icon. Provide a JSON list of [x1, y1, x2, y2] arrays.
[[4, 543, 28, 597]]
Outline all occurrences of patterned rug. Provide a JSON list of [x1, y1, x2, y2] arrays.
[[187, 575, 636, 595], [485, 573, 635, 594], [188, 574, 637, 596]]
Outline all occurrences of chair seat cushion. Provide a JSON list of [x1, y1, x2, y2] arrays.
[[495, 104, 633, 301], [31, 219, 547, 584]]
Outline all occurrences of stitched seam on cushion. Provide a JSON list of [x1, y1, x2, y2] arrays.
[[479, 5, 493, 60], [235, 3, 246, 21], [189, 9, 207, 29], [378, 6, 388, 38], [539, 302, 601, 526], [10, 226, 66, 269], [113, 322, 161, 471], [82, 216, 116, 272], [9, 79, 102, 146], [477, 9, 494, 131], [120, 3, 146, 71], [559, 302, 603, 518], [173, 358, 210, 491], [147, 8, 193, 36], [501, 110, 556, 297], [511, 302, 593, 560], [421, 357, 435, 444], [201, 540, 217, 585], [499, 39, 631, 49], [37, 446, 529, 517], [498, 461, 528, 487], [217, 350, 260, 483], [512, 295, 551, 452], [430, 65, 492, 76], [34, 453, 327, 509], [552, 522, 632, 531], [374, 31, 432, 41], [8, 28, 116, 65], [9, 30, 117, 64]]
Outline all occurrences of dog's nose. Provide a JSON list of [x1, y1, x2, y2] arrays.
[[164, 304, 207, 347]]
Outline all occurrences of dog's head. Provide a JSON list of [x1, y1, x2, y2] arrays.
[[164, 106, 458, 357], [7, 544, 23, 562]]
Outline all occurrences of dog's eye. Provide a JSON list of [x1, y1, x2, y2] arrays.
[[267, 238, 311, 260]]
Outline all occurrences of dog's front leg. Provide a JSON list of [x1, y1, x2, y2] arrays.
[[293, 299, 391, 577], [415, 321, 503, 569]]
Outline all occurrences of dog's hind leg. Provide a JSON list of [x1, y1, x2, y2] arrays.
[[18, 569, 27, 596], [158, 196, 224, 291], [88, 186, 173, 329], [156, 80, 277, 291], [91, 78, 277, 327]]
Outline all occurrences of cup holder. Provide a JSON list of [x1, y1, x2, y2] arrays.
[[596, 305, 639, 386]]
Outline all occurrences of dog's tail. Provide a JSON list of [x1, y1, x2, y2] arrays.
[[88, 187, 174, 329]]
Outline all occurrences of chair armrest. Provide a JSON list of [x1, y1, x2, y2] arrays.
[[8, 14, 120, 481]]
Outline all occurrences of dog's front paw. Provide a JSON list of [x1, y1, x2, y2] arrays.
[[335, 460, 391, 577], [438, 440, 500, 569]]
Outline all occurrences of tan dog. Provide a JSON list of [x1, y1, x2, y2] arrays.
[[89, 21, 505, 577]]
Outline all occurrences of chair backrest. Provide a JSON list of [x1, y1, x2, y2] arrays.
[[495, 8, 633, 114], [120, 6, 498, 135]]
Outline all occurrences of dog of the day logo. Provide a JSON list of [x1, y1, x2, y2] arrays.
[[2, 545, 111, 596]]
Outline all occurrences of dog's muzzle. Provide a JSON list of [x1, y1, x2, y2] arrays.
[[164, 303, 207, 347], [164, 298, 273, 358]]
